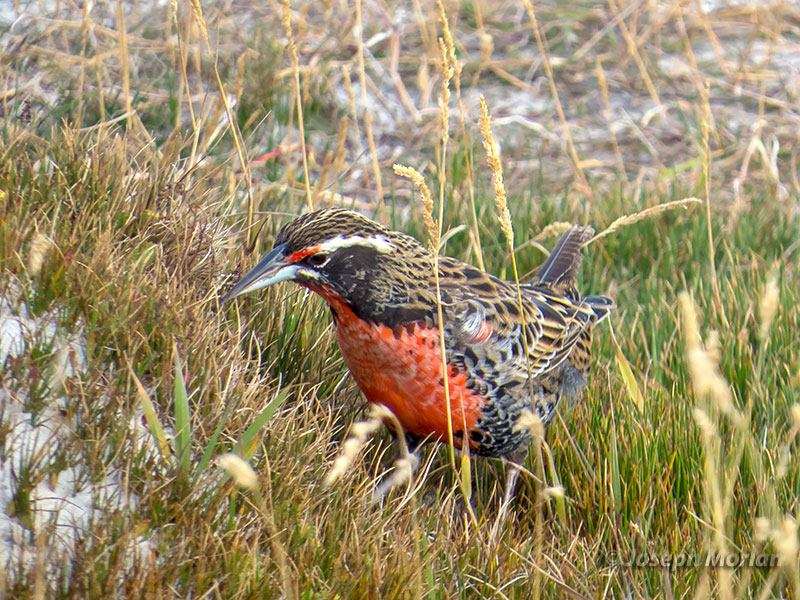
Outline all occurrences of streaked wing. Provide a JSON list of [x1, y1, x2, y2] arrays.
[[438, 256, 596, 378]]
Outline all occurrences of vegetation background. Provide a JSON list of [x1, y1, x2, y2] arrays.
[[1, 0, 799, 597]]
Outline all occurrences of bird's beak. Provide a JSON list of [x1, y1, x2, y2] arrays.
[[222, 242, 293, 302]]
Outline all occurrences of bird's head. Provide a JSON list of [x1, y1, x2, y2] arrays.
[[223, 209, 433, 322]]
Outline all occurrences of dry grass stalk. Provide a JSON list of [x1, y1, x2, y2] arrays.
[[676, 11, 718, 144], [586, 198, 701, 246], [411, 0, 435, 57], [75, 0, 91, 127], [331, 116, 349, 204], [341, 66, 365, 177], [606, 0, 660, 107], [437, 38, 453, 220], [280, 0, 313, 212], [170, 1, 197, 133], [680, 293, 738, 598], [480, 95, 544, 569], [354, 0, 383, 215], [521, 0, 592, 204], [187, 0, 254, 247], [116, 1, 132, 133], [478, 32, 493, 86], [699, 79, 728, 327], [437, 0, 485, 270], [412, 35, 462, 482], [224, 457, 298, 600], [315, 150, 334, 206], [596, 58, 628, 186]]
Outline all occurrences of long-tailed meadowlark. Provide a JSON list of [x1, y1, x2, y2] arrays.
[[224, 208, 612, 502]]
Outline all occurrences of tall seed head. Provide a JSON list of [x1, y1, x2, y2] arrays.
[[219, 454, 258, 490], [758, 268, 779, 340], [479, 96, 513, 248]]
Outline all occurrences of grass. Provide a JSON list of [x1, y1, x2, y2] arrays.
[[2, 0, 800, 598]]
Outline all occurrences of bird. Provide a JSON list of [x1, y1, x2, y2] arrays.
[[223, 208, 612, 506]]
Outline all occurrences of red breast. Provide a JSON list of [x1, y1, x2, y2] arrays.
[[307, 283, 486, 447]]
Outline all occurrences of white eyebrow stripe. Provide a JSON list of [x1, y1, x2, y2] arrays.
[[316, 234, 393, 254]]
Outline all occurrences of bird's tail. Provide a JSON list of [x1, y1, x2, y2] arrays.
[[533, 225, 595, 287]]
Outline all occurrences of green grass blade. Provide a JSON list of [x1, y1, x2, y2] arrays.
[[173, 341, 191, 478], [459, 453, 472, 504], [609, 411, 622, 515], [544, 445, 567, 524], [128, 361, 171, 466], [609, 323, 644, 412], [236, 384, 289, 460], [195, 401, 234, 479]]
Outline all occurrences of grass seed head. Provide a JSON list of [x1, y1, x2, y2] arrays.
[[776, 518, 799, 568], [219, 454, 258, 490], [514, 409, 544, 443], [588, 198, 701, 246], [705, 330, 720, 364], [758, 268, 779, 340], [437, 38, 452, 154], [479, 96, 513, 248], [533, 221, 575, 243], [678, 292, 702, 352], [480, 33, 493, 64], [28, 233, 54, 277], [324, 405, 385, 487], [393, 164, 437, 249], [543, 485, 565, 500], [755, 517, 771, 543], [437, 0, 457, 75], [687, 346, 734, 415], [373, 454, 420, 499], [792, 405, 800, 431], [680, 293, 737, 418], [692, 407, 717, 439]]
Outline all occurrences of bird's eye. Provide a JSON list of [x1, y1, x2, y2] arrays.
[[306, 253, 329, 267]]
